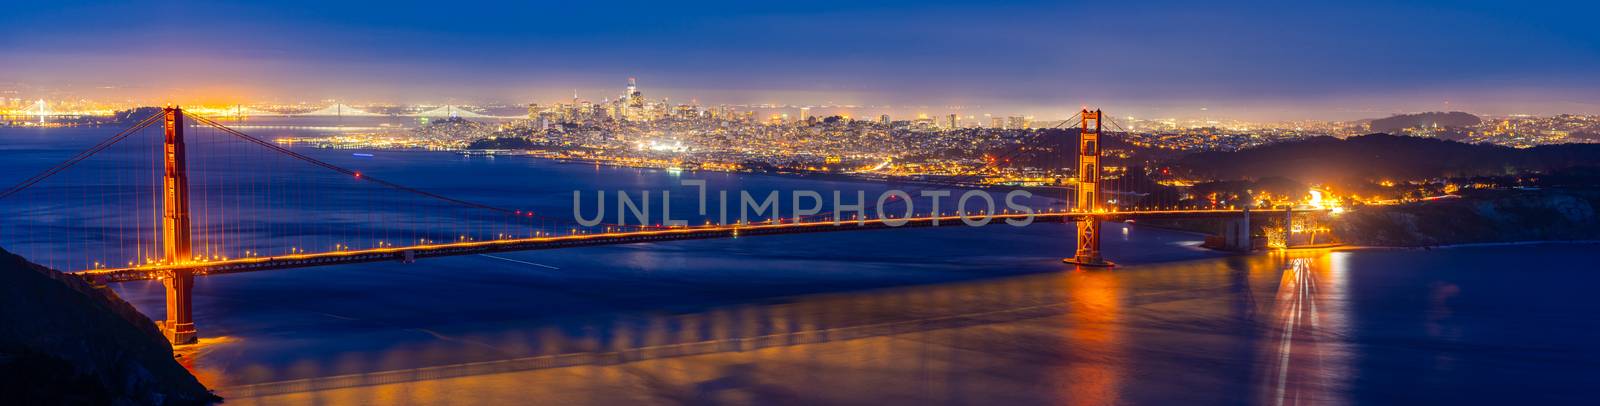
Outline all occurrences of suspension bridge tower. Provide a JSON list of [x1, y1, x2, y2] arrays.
[[161, 106, 197, 344], [1064, 109, 1114, 267]]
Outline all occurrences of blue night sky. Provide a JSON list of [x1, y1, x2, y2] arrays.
[[2, 0, 1597, 119]]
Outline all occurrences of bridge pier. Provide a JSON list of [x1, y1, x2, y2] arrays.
[[1222, 218, 1254, 252], [1221, 206, 1254, 252], [162, 269, 197, 344], [1063, 215, 1114, 267], [1283, 206, 1294, 248]]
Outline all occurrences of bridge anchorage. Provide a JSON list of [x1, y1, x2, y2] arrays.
[[1064, 109, 1114, 267]]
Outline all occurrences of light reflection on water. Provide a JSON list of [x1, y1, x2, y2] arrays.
[[121, 242, 1600, 405], [203, 252, 1354, 405], [1255, 253, 1351, 405]]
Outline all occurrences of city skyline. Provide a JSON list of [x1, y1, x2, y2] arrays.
[[4, 0, 1599, 120], [5, 75, 1599, 126]]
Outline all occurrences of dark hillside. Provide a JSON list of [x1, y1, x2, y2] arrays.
[[1368, 111, 1481, 132], [1333, 188, 1600, 246], [1174, 133, 1600, 184], [0, 247, 218, 405]]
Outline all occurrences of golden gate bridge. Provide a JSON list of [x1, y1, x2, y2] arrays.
[[0, 107, 1324, 344]]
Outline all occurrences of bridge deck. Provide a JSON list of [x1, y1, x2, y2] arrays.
[[75, 209, 1308, 282]]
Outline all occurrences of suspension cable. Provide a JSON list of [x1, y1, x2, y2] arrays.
[[187, 114, 666, 230], [0, 111, 165, 200]]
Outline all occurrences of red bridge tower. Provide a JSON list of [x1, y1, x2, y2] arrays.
[[161, 107, 197, 344], [1065, 109, 1114, 267]]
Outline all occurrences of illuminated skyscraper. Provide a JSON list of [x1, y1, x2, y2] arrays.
[[947, 114, 958, 129], [1007, 116, 1027, 130], [879, 114, 890, 125], [619, 77, 648, 121]]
